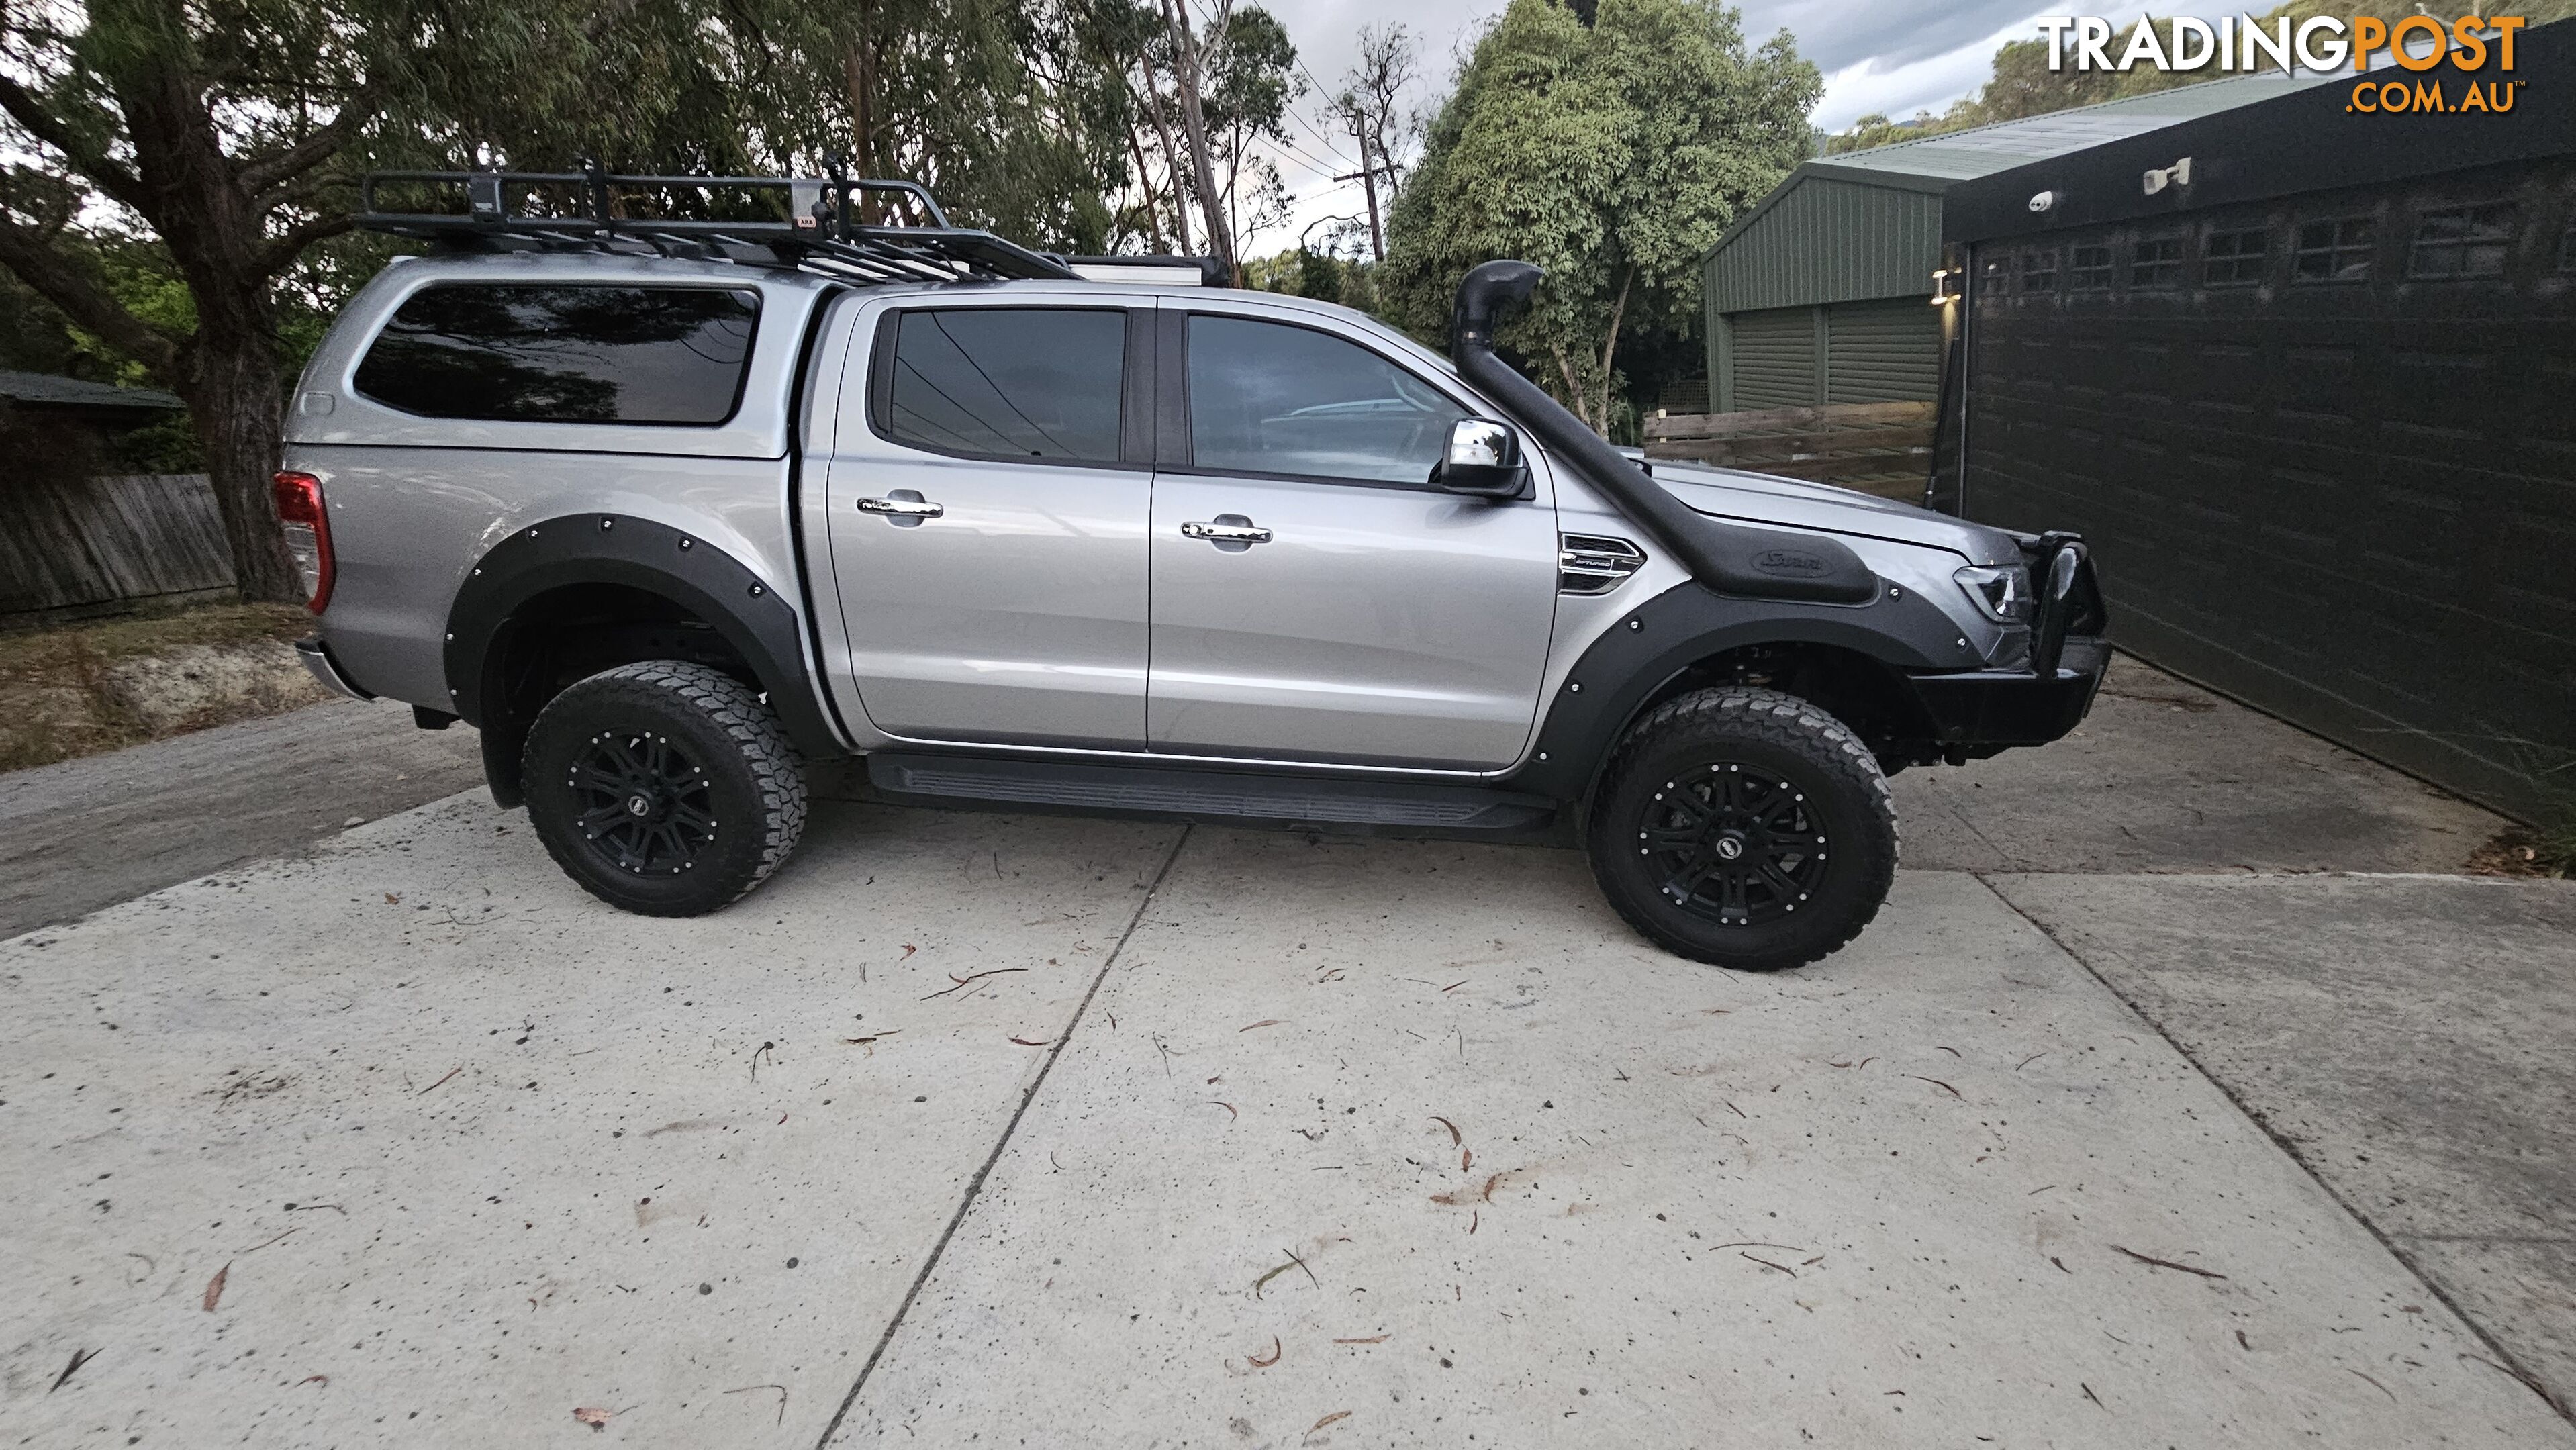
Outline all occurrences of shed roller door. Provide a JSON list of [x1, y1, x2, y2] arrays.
[[1728, 307, 1816, 409], [1825, 298, 1940, 403]]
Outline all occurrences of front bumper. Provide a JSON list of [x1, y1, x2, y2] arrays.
[[1901, 533, 2108, 753], [295, 636, 374, 701], [1906, 635, 2107, 748]]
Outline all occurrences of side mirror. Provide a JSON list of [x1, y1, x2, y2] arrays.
[[1433, 418, 1531, 501]]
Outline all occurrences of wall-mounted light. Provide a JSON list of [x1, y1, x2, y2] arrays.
[[1930, 267, 1960, 305]]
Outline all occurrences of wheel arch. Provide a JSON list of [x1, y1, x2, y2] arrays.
[[444, 513, 845, 806], [1502, 581, 1972, 804]]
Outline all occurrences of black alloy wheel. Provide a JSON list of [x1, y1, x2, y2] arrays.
[[565, 728, 719, 879], [1633, 761, 1831, 928], [522, 660, 808, 916], [1586, 687, 1898, 971]]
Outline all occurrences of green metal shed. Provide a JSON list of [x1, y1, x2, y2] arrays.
[[1703, 73, 2336, 414]]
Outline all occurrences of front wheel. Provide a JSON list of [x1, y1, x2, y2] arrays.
[[521, 661, 808, 916], [1584, 687, 1897, 971]]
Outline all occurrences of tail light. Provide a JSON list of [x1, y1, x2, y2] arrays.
[[273, 471, 334, 612]]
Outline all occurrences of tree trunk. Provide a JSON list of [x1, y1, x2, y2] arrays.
[[1595, 270, 1633, 436], [183, 328, 300, 603], [1163, 0, 1233, 274], [1356, 134, 1385, 261]]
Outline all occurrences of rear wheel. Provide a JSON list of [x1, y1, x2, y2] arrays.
[[521, 661, 807, 916], [1585, 687, 1897, 971]]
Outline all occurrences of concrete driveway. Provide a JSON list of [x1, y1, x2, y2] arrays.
[[7, 793, 2571, 1446], [3, 656, 2569, 1446]]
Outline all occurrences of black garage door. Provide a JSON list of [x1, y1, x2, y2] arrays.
[[1959, 156, 2576, 824]]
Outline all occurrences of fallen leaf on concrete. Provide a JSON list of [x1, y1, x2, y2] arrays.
[[1010, 1036, 1051, 1047], [1333, 1334, 1388, 1345], [2457, 1351, 2555, 1402], [1429, 1171, 1509, 1207], [2051, 1256, 2070, 1273], [48, 1347, 97, 1392], [2109, 1245, 2226, 1280], [1239, 1019, 1285, 1032], [1932, 1045, 1960, 1057], [922, 967, 1025, 1000], [1710, 1241, 1806, 1253], [842, 1030, 900, 1055], [1429, 1115, 1461, 1145], [416, 1067, 463, 1096], [1742, 1252, 1797, 1277], [1460, 1147, 1472, 1171], [1466, 1210, 1478, 1235], [1247, 1335, 1282, 1368], [1906, 1075, 1964, 1100], [2080, 1383, 2105, 1410], [2016, 1053, 2049, 1071], [2346, 1369, 2398, 1404], [573, 1406, 616, 1429], [384, 893, 401, 904], [202, 1263, 230, 1311], [723, 1384, 789, 1425], [1253, 1249, 1318, 1298], [299, 1373, 328, 1386], [1440, 979, 1468, 992], [1310, 1410, 1352, 1431], [2236, 1330, 2252, 1350], [1208, 1101, 1238, 1122], [901, 944, 917, 959]]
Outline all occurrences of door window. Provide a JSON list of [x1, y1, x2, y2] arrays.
[[354, 285, 760, 424], [1184, 315, 1466, 486], [879, 307, 1127, 463]]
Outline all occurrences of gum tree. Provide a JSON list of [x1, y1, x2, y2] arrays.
[[1380, 0, 1817, 434], [0, 0, 632, 601]]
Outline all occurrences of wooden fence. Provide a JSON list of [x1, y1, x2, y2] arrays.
[[0, 473, 235, 620], [1643, 400, 1936, 501]]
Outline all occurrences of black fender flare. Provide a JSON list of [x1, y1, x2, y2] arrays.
[[1497, 580, 1976, 801], [444, 513, 845, 803]]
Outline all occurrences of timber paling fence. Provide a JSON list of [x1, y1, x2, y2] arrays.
[[0, 473, 234, 620], [1643, 400, 1935, 502]]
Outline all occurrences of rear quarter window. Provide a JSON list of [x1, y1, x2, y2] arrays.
[[352, 284, 761, 425]]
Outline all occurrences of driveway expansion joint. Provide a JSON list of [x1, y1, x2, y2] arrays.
[[809, 824, 1194, 1450]]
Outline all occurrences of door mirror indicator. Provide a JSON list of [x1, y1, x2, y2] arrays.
[[1433, 418, 1532, 501]]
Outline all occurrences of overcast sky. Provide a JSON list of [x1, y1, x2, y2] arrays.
[[1261, 0, 2173, 248]]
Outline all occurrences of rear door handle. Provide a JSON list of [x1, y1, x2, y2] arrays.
[[1180, 516, 1272, 546], [857, 491, 943, 526]]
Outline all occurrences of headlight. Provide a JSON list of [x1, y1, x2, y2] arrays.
[[1953, 563, 2029, 622]]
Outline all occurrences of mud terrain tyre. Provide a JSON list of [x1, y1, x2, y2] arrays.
[[1586, 687, 1898, 971], [521, 661, 808, 916]]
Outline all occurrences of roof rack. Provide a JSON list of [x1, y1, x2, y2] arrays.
[[355, 160, 1081, 285]]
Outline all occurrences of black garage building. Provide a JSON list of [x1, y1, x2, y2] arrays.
[[1936, 24, 2576, 824]]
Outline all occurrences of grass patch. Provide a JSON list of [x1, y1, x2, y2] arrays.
[[0, 602, 317, 773]]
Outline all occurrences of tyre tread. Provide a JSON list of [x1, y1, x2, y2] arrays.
[[1589, 687, 1897, 971], [522, 660, 807, 914]]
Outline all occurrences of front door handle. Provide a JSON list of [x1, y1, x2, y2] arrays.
[[857, 490, 943, 526], [1181, 516, 1272, 548]]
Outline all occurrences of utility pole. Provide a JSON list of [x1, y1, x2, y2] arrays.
[[1331, 146, 1399, 261]]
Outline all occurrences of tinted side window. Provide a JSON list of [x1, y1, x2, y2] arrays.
[[1186, 316, 1464, 485], [354, 285, 759, 424], [881, 308, 1126, 463]]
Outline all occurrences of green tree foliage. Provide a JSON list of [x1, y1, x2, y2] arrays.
[[1379, 0, 1818, 435], [1825, 4, 2576, 154], [0, 0, 678, 599], [0, 0, 1172, 599]]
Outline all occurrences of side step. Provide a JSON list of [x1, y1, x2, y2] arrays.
[[865, 753, 1558, 833]]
